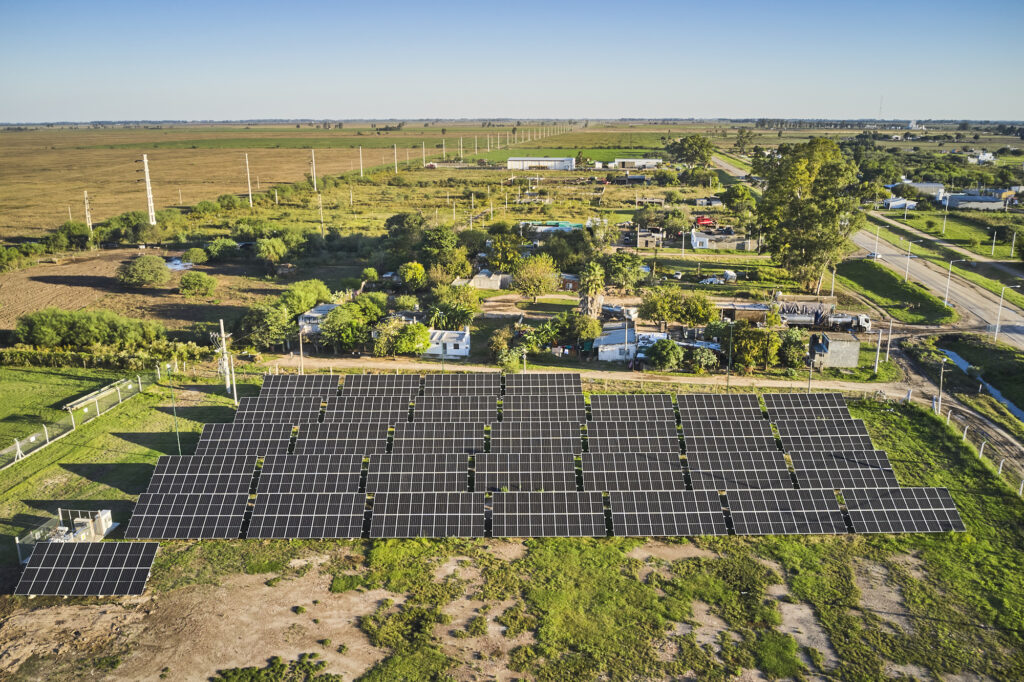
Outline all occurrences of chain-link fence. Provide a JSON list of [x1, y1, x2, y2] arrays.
[[938, 404, 1024, 498], [0, 372, 157, 473]]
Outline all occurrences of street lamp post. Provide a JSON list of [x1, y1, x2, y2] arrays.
[[943, 259, 966, 307], [903, 239, 922, 282], [993, 284, 1022, 342]]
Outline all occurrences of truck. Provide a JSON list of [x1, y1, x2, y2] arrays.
[[780, 308, 871, 332]]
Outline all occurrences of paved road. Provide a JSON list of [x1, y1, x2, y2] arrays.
[[711, 156, 748, 178], [852, 229, 1024, 350]]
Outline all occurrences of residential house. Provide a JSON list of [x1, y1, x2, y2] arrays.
[[610, 158, 662, 169], [423, 326, 471, 359], [560, 273, 580, 292], [884, 197, 918, 210], [506, 157, 575, 170], [451, 271, 513, 290], [298, 303, 339, 334], [593, 325, 667, 363]]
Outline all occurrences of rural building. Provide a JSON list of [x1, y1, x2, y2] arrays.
[[637, 232, 663, 249], [810, 332, 860, 369], [298, 303, 339, 334], [507, 157, 575, 171], [967, 152, 996, 164], [690, 228, 756, 251], [884, 197, 918, 210], [560, 273, 580, 292], [943, 193, 1006, 210], [695, 197, 723, 207], [423, 326, 471, 359], [906, 181, 944, 198], [614, 175, 649, 185], [611, 158, 662, 169], [593, 325, 667, 363], [451, 270, 513, 290]]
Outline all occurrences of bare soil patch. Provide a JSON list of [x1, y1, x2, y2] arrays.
[[691, 600, 733, 648], [853, 558, 914, 633], [483, 540, 527, 562], [628, 540, 717, 562], [438, 597, 534, 682], [776, 601, 839, 670]]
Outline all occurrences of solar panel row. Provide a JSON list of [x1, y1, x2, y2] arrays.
[[14, 542, 159, 596]]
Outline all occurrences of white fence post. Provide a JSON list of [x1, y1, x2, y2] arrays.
[[998, 459, 1005, 474], [979, 441, 987, 458], [962, 424, 969, 440], [42, 425, 49, 443]]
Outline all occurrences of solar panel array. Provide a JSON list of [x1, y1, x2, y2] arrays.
[[413, 395, 497, 422], [235, 396, 322, 424], [843, 487, 965, 533], [15, 542, 159, 596], [505, 373, 582, 395], [143, 455, 256, 495], [258, 454, 363, 494], [423, 373, 500, 396], [764, 392, 851, 420], [491, 491, 606, 537], [676, 393, 763, 421], [247, 492, 367, 539], [589, 394, 676, 422], [126, 492, 249, 539], [490, 421, 582, 454], [340, 373, 420, 397], [611, 490, 728, 536], [193, 423, 293, 457], [392, 422, 485, 454], [475, 453, 578, 492], [728, 489, 849, 535], [293, 422, 389, 455], [370, 492, 485, 538], [501, 394, 586, 422], [260, 373, 339, 397], [582, 452, 686, 491], [365, 454, 469, 493], [324, 395, 411, 423], [680, 419, 779, 454], [587, 421, 679, 454]]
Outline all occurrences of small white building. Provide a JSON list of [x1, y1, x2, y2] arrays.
[[299, 303, 339, 334], [506, 157, 575, 171], [451, 271, 513, 290], [884, 197, 918, 210], [906, 181, 945, 198], [423, 326, 471, 359], [611, 158, 662, 169], [593, 326, 667, 363]]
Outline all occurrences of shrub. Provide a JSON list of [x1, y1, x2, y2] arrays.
[[181, 247, 208, 264], [116, 255, 170, 288], [647, 339, 685, 369], [15, 308, 166, 351], [206, 237, 238, 261], [179, 271, 217, 297]]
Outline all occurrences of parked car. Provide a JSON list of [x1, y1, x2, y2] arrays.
[[672, 271, 683, 280]]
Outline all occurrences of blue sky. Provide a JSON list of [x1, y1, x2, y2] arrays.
[[1, 0, 1021, 122]]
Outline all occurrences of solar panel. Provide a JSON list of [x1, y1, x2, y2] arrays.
[[365, 453, 469, 493], [422, 373, 501, 396], [676, 393, 760, 411], [796, 468, 900, 489], [589, 394, 676, 422], [491, 491, 606, 537], [474, 453, 578, 492], [412, 395, 497, 422], [610, 490, 728, 536], [727, 489, 848, 535], [246, 492, 366, 539], [581, 452, 686, 491], [685, 451, 789, 472], [501, 394, 586, 422], [763, 393, 851, 420], [257, 454, 363, 494], [780, 433, 875, 453], [842, 487, 965, 533], [143, 455, 257, 495], [504, 373, 582, 395], [193, 423, 294, 457], [586, 421, 679, 454], [14, 542, 159, 596], [292, 422, 390, 455], [787, 450, 894, 471], [490, 422, 583, 454], [369, 492, 485, 538], [684, 435, 779, 454], [689, 469, 795, 491], [392, 422, 485, 454], [260, 373, 339, 397], [340, 373, 421, 397], [677, 407, 765, 421], [775, 419, 870, 438], [234, 396, 323, 424], [125, 493, 248, 539], [323, 395, 411, 423], [680, 420, 775, 437]]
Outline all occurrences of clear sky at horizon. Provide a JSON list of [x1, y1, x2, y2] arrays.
[[1, 0, 1021, 123]]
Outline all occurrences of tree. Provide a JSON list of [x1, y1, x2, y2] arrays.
[[603, 252, 645, 293], [778, 327, 806, 368], [394, 323, 431, 355], [279, 279, 332, 316], [488, 233, 526, 272], [398, 261, 427, 291], [679, 291, 716, 327], [178, 271, 216, 297], [181, 247, 207, 265], [513, 253, 560, 302], [639, 287, 682, 324], [393, 294, 419, 311], [722, 184, 756, 214], [362, 267, 379, 282], [488, 325, 514, 360], [256, 237, 287, 264], [116, 255, 170, 288], [754, 138, 864, 286], [319, 303, 371, 351], [733, 129, 755, 154], [384, 212, 427, 263], [647, 339, 685, 370], [652, 169, 678, 186], [217, 194, 243, 210], [666, 134, 714, 168], [372, 318, 405, 357], [422, 225, 470, 278], [733, 325, 781, 369], [427, 301, 475, 330], [568, 314, 602, 345], [239, 303, 293, 349], [206, 237, 238, 261], [688, 347, 719, 374]]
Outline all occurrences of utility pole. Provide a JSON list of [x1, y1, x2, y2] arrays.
[[142, 154, 156, 226], [310, 150, 318, 192], [885, 319, 893, 361], [393, 144, 398, 173], [317, 192, 325, 238], [218, 319, 230, 392], [443, 139, 446, 161], [422, 141, 426, 166], [359, 146, 363, 177], [937, 357, 948, 413], [994, 285, 1022, 342], [83, 191, 94, 247], [830, 266, 836, 297], [459, 137, 463, 158], [873, 330, 882, 373], [178, 188, 182, 204], [68, 205, 72, 221], [229, 354, 238, 406], [245, 153, 253, 207]]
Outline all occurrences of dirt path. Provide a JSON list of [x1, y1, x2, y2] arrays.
[[711, 156, 748, 178]]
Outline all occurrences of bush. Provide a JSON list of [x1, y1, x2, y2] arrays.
[[179, 271, 217, 297], [647, 339, 685, 369], [115, 255, 170, 288], [181, 247, 208, 264], [15, 308, 166, 351], [206, 237, 238, 261]]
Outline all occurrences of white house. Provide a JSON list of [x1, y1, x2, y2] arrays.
[[611, 158, 662, 169], [593, 326, 667, 363], [423, 326, 471, 359], [966, 152, 995, 165], [690, 229, 711, 249], [884, 197, 918, 210], [451, 271, 512, 290], [506, 157, 575, 171], [299, 303, 339, 334]]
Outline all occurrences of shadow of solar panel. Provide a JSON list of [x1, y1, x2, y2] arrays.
[[257, 454, 363, 494], [727, 489, 847, 535], [392, 422, 484, 454], [504, 373, 582, 395], [247, 492, 367, 539], [610, 490, 728, 536], [412, 395, 497, 422], [581, 452, 686, 491], [14, 542, 159, 596], [323, 395, 411, 423], [764, 393, 851, 420], [365, 454, 469, 493], [842, 487, 965, 533], [260, 373, 339, 397], [589, 394, 676, 422], [193, 423, 294, 457], [490, 422, 582, 454], [689, 469, 795, 491], [125, 493, 248, 539], [474, 453, 578, 492], [369, 492, 485, 538], [686, 451, 789, 471], [144, 455, 257, 495], [340, 373, 421, 397], [293, 422, 389, 455], [235, 396, 323, 424], [586, 421, 679, 454], [491, 492, 606, 537], [501, 394, 586, 422], [422, 373, 501, 396]]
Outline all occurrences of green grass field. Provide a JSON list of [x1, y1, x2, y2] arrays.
[[836, 258, 958, 324], [880, 209, 1023, 262], [0, 367, 120, 443]]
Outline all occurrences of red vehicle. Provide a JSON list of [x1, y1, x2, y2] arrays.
[[694, 215, 716, 228]]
